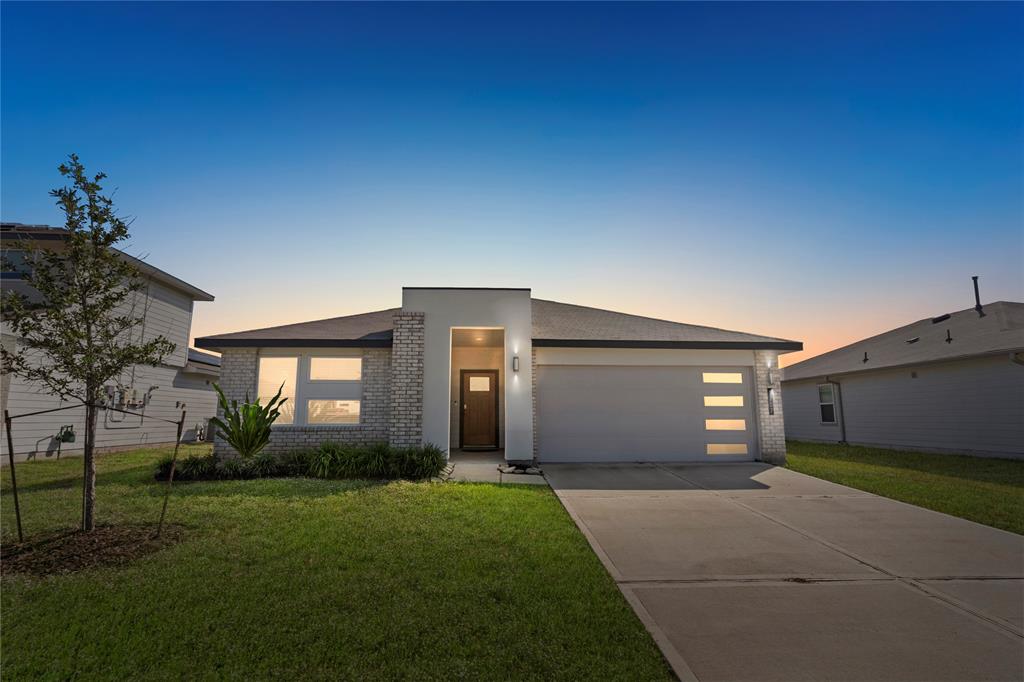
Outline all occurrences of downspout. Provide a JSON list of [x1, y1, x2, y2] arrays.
[[824, 375, 847, 444]]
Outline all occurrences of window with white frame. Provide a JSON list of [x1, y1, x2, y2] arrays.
[[258, 352, 363, 426], [818, 383, 837, 424], [258, 357, 297, 424]]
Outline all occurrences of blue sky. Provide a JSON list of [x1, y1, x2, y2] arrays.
[[2, 2, 1022, 364]]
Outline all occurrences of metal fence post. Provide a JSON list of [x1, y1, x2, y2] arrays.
[[156, 410, 186, 538]]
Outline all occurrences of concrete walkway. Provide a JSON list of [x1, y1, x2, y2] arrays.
[[545, 462, 1024, 682], [444, 451, 547, 485]]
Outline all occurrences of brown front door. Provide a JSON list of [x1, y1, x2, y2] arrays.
[[460, 369, 498, 448]]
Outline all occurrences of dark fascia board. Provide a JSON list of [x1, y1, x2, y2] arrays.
[[532, 339, 804, 351], [182, 362, 220, 376], [781, 348, 1021, 384], [402, 287, 531, 291], [194, 338, 393, 350], [197, 336, 803, 351]]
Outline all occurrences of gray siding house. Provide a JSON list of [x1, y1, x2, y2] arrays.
[[782, 300, 1024, 459], [1, 223, 219, 461]]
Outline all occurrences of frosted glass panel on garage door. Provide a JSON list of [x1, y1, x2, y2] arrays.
[[536, 365, 756, 463]]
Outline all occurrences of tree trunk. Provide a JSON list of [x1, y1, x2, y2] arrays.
[[82, 398, 97, 531]]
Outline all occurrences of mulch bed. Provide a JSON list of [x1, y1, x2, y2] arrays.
[[2, 524, 185, 577]]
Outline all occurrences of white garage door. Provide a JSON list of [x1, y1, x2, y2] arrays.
[[536, 365, 758, 463]]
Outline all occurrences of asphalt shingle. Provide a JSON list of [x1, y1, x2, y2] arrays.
[[195, 299, 801, 350]]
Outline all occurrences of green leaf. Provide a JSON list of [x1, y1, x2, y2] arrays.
[[210, 381, 284, 458]]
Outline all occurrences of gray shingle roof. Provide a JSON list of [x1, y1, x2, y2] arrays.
[[195, 300, 800, 351], [782, 301, 1024, 382], [530, 299, 801, 349], [187, 348, 222, 367], [196, 308, 399, 348]]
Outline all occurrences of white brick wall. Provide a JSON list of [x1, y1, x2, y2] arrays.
[[213, 348, 258, 456], [213, 347, 392, 456], [753, 350, 786, 464], [388, 312, 424, 448]]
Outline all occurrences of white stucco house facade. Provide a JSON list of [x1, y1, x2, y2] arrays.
[[196, 287, 802, 465]]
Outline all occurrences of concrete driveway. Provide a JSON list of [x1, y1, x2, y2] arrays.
[[545, 463, 1024, 682]]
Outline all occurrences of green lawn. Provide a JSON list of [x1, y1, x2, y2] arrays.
[[786, 440, 1024, 535], [1, 446, 670, 680]]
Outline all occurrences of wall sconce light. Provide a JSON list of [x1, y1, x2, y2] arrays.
[[512, 355, 520, 372]]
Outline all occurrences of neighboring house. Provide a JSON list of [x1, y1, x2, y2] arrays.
[[1, 223, 219, 461], [195, 287, 801, 465], [782, 300, 1024, 459]]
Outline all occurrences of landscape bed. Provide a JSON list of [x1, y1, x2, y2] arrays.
[[0, 445, 671, 680], [786, 440, 1024, 535]]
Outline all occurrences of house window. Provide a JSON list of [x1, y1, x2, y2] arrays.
[[259, 353, 364, 426], [258, 357, 297, 424], [307, 399, 360, 424], [310, 357, 361, 381], [818, 383, 836, 424], [302, 354, 362, 424]]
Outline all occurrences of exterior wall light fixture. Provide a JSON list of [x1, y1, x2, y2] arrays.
[[512, 355, 520, 372]]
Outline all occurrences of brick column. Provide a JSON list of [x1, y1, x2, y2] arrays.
[[753, 350, 786, 465], [213, 348, 258, 457], [389, 312, 425, 448]]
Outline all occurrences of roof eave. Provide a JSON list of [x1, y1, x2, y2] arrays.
[[193, 338, 393, 351], [123, 253, 215, 301], [532, 339, 803, 351], [196, 337, 803, 352], [782, 346, 1024, 382], [182, 362, 221, 376]]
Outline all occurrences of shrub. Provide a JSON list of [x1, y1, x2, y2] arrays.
[[279, 449, 313, 477], [155, 443, 447, 482], [179, 454, 218, 480], [219, 457, 249, 480], [247, 450, 281, 478], [209, 383, 287, 459], [156, 454, 217, 481], [394, 444, 446, 479], [307, 445, 339, 479], [327, 442, 446, 480], [155, 455, 174, 481]]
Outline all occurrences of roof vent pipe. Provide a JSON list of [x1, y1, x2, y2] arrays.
[[973, 276, 985, 317]]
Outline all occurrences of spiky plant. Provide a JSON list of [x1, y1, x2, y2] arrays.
[[209, 383, 287, 459]]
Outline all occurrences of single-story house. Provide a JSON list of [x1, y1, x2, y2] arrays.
[[782, 299, 1024, 459], [195, 287, 801, 465], [1, 222, 220, 461]]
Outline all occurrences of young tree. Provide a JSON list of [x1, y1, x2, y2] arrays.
[[1, 155, 175, 531]]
